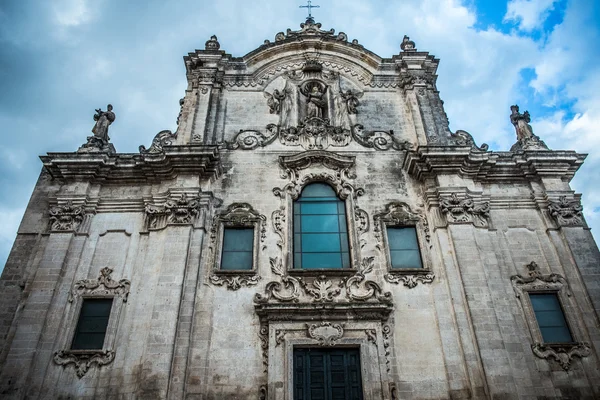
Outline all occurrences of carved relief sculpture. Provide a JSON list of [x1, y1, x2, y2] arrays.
[[139, 130, 177, 154], [144, 193, 204, 230], [439, 193, 490, 227], [301, 82, 327, 118], [49, 201, 86, 232], [307, 322, 344, 346], [548, 196, 584, 227]]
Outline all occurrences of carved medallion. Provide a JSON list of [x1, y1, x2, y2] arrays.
[[307, 322, 344, 346]]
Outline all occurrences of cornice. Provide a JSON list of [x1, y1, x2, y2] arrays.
[[403, 146, 586, 182], [40, 145, 221, 183]]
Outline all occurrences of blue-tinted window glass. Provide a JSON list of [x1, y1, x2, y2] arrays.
[[71, 298, 113, 350], [530, 293, 573, 343], [293, 183, 350, 269], [221, 228, 254, 270], [387, 227, 423, 269]]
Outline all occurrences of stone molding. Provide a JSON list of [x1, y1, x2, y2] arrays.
[[510, 261, 590, 370], [548, 196, 585, 227], [439, 193, 490, 228], [54, 268, 130, 378], [41, 145, 221, 183], [207, 203, 266, 289], [403, 147, 585, 183]]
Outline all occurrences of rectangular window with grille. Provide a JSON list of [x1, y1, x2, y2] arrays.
[[71, 298, 113, 350], [386, 226, 423, 269], [220, 227, 254, 270], [530, 293, 573, 343]]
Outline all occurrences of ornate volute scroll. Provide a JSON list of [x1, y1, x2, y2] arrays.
[[208, 203, 266, 290], [68, 267, 131, 303], [439, 192, 490, 228], [345, 257, 392, 302], [144, 193, 206, 230], [254, 257, 302, 303], [548, 196, 584, 227], [351, 124, 413, 151], [510, 261, 590, 370], [49, 201, 86, 232], [139, 130, 177, 154], [54, 268, 131, 378], [374, 202, 435, 287]]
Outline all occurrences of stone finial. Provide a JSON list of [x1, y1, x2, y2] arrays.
[[401, 35, 416, 51], [205, 35, 220, 51]]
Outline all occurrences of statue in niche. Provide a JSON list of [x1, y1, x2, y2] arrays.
[[301, 82, 327, 118], [510, 104, 534, 140], [92, 104, 116, 143]]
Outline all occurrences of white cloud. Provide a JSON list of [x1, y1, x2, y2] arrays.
[[53, 0, 92, 27], [504, 0, 558, 31]]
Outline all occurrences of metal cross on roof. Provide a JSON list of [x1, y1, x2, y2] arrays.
[[300, 0, 320, 20]]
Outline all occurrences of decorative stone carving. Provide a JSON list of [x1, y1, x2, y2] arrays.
[[382, 324, 392, 373], [346, 257, 392, 302], [222, 120, 412, 151], [53, 350, 115, 379], [351, 124, 413, 151], [531, 343, 591, 371], [548, 196, 584, 227], [264, 89, 287, 114], [144, 193, 204, 229], [440, 193, 490, 227], [259, 385, 267, 400], [139, 130, 177, 154], [300, 81, 328, 118], [205, 35, 220, 50], [509, 105, 549, 151], [69, 267, 131, 303], [307, 322, 344, 346], [209, 275, 260, 291], [400, 35, 416, 51], [511, 261, 590, 370], [49, 201, 86, 232], [300, 275, 343, 302], [365, 329, 377, 345], [258, 324, 269, 372], [176, 98, 184, 125], [255, 257, 302, 303], [510, 262, 571, 298], [384, 273, 435, 288], [373, 202, 430, 249], [340, 89, 360, 114]]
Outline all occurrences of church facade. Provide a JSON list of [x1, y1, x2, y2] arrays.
[[0, 18, 599, 400]]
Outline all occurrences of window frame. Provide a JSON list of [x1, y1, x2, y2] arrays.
[[54, 267, 130, 377], [292, 182, 352, 271], [528, 291, 574, 344], [374, 202, 433, 281], [210, 203, 266, 276], [70, 297, 114, 351]]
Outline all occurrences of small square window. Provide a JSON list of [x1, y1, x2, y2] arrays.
[[220, 228, 254, 270], [387, 227, 423, 269], [530, 293, 573, 343], [71, 298, 113, 350]]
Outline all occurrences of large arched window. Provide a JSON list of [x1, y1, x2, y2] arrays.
[[293, 183, 350, 269]]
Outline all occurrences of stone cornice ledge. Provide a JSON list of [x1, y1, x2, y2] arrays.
[[40, 145, 222, 182], [255, 302, 393, 322], [403, 146, 586, 182]]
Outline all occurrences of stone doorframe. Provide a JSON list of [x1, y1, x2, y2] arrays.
[[256, 302, 394, 400]]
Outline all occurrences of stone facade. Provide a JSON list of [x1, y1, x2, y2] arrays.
[[1, 18, 599, 400]]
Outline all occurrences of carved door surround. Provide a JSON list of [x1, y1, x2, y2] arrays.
[[374, 202, 435, 288], [510, 261, 591, 370]]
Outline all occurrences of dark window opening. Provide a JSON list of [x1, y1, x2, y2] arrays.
[[71, 298, 113, 350], [386, 226, 423, 269], [221, 227, 254, 270], [530, 292, 573, 343]]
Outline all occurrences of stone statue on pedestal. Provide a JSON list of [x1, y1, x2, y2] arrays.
[[78, 104, 116, 153], [509, 105, 548, 151]]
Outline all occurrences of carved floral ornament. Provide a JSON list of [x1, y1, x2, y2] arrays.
[[144, 193, 204, 230], [439, 192, 490, 228], [49, 201, 86, 232], [548, 196, 584, 227], [207, 203, 266, 290], [373, 202, 435, 288], [54, 268, 131, 378], [511, 262, 590, 370]]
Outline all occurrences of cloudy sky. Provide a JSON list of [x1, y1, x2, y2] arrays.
[[0, 0, 599, 271]]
